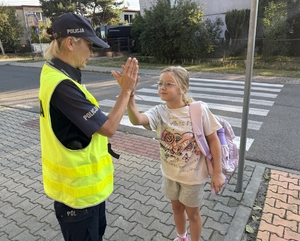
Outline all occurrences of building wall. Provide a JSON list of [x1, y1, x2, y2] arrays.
[[15, 5, 48, 45], [139, 0, 250, 15], [121, 9, 140, 24], [14, 5, 137, 46], [138, 0, 157, 15], [139, 0, 251, 36], [203, 0, 251, 37], [201, 0, 250, 16]]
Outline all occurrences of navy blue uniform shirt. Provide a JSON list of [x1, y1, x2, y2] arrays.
[[49, 58, 108, 149]]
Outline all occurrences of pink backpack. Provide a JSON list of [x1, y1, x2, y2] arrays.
[[190, 101, 239, 183]]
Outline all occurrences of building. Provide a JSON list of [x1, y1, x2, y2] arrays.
[[138, 0, 251, 36], [15, 5, 48, 46], [121, 8, 140, 24], [7, 3, 138, 47]]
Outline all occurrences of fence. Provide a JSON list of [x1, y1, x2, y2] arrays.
[[209, 38, 300, 59], [106, 37, 134, 54]]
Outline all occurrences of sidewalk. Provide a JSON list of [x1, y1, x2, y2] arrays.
[[3, 58, 300, 84], [0, 60, 300, 240]]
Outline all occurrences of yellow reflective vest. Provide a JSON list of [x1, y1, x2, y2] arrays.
[[39, 63, 114, 209]]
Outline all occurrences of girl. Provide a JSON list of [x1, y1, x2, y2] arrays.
[[126, 66, 225, 241]]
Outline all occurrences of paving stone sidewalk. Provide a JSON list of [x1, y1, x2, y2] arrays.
[[1, 106, 300, 241], [1, 60, 300, 240]]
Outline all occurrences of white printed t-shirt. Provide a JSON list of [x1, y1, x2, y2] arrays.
[[144, 102, 221, 185]]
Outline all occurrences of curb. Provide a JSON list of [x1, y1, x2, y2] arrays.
[[2, 60, 300, 84]]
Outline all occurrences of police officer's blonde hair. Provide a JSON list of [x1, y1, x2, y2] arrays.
[[161, 66, 194, 106], [42, 29, 80, 60]]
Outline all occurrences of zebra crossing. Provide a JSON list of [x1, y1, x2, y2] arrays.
[[99, 78, 284, 151]]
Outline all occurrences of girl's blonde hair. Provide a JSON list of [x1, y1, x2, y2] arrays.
[[42, 29, 81, 60], [161, 66, 194, 106]]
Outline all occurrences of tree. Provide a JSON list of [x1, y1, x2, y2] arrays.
[[39, 0, 77, 22], [39, 0, 124, 26], [287, 0, 300, 56], [224, 9, 250, 56], [131, 13, 145, 53], [204, 17, 224, 55], [256, 0, 300, 57], [261, 0, 289, 57], [30, 21, 51, 44], [84, 0, 123, 26], [0, 6, 23, 53], [132, 0, 218, 63]]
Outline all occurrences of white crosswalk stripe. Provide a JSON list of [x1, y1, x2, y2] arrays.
[[189, 78, 284, 87], [99, 78, 284, 151], [138, 88, 275, 106], [188, 86, 278, 98]]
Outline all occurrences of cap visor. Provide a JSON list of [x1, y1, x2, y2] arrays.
[[87, 36, 110, 48]]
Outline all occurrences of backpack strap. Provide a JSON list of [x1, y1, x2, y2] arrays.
[[190, 101, 212, 159], [215, 116, 236, 140]]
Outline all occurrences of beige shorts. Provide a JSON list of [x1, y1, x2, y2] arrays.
[[161, 175, 205, 208]]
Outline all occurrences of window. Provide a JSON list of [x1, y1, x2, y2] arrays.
[[101, 28, 106, 39], [32, 12, 44, 22], [124, 14, 133, 23]]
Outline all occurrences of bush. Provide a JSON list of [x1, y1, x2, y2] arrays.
[[131, 0, 224, 63]]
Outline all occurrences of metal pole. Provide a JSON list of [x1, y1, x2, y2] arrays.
[[37, 27, 43, 54], [235, 0, 259, 192], [0, 39, 5, 55], [25, 14, 35, 60]]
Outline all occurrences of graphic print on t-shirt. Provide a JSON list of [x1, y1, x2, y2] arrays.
[[159, 129, 201, 167]]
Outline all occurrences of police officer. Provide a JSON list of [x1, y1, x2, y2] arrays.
[[39, 13, 138, 241]]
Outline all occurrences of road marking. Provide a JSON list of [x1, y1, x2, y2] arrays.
[[189, 82, 282, 92], [100, 98, 269, 116], [14, 104, 33, 109], [102, 111, 254, 151], [137, 88, 275, 106], [187, 86, 277, 98], [189, 78, 284, 88], [99, 78, 285, 151]]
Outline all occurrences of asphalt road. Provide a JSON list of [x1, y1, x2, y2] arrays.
[[245, 83, 300, 169], [1, 64, 300, 171]]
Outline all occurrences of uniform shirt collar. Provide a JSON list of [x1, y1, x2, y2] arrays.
[[49, 58, 82, 84]]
